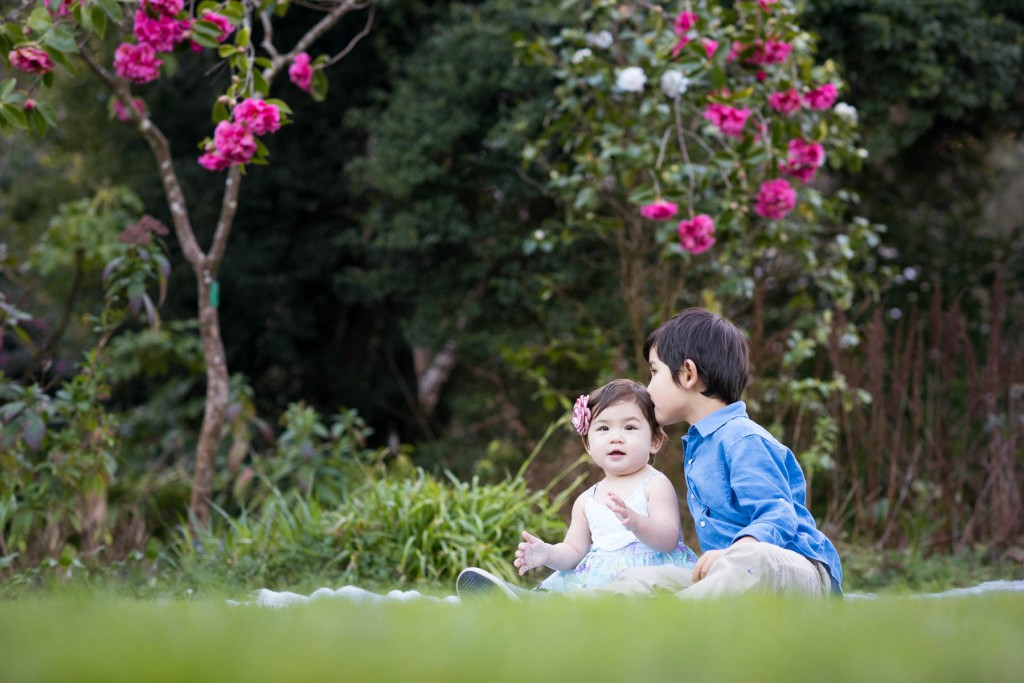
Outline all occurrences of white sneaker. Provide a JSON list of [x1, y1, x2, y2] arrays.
[[456, 567, 524, 600]]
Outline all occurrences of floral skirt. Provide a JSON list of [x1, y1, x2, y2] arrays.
[[536, 540, 698, 593]]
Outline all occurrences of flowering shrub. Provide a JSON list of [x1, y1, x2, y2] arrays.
[[522, 0, 887, 460]]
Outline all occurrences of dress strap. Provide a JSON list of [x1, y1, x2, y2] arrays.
[[637, 470, 658, 491], [588, 483, 599, 498]]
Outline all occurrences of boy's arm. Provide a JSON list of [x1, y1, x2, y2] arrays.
[[726, 435, 800, 546]]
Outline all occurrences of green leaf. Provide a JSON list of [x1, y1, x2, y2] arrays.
[[42, 26, 79, 54], [265, 98, 292, 115], [252, 69, 268, 97], [27, 8, 53, 33], [35, 100, 56, 127], [0, 79, 14, 101], [217, 44, 236, 59], [89, 6, 108, 39], [236, 26, 250, 49], [222, 1, 246, 23], [0, 103, 28, 129], [212, 100, 230, 124], [191, 30, 220, 50], [93, 0, 123, 24], [310, 71, 328, 103]]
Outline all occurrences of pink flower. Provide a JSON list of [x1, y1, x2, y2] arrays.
[[703, 39, 719, 59], [114, 98, 148, 122], [198, 151, 232, 172], [671, 36, 690, 58], [233, 98, 281, 135], [780, 139, 825, 183], [704, 103, 751, 138], [677, 214, 716, 255], [9, 46, 55, 75], [114, 42, 163, 84], [805, 83, 838, 110], [200, 10, 235, 43], [134, 9, 186, 53], [748, 38, 791, 65], [768, 89, 803, 115], [571, 395, 591, 436], [289, 52, 313, 92], [43, 0, 73, 16], [640, 200, 679, 220], [755, 179, 797, 220], [24, 99, 36, 110], [727, 41, 742, 62], [674, 11, 697, 35], [143, 0, 183, 16], [759, 0, 779, 10], [213, 120, 257, 164]]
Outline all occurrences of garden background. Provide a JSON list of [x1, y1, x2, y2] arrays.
[[1, 0, 1022, 597]]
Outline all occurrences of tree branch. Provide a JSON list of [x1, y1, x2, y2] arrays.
[[77, 45, 206, 269]]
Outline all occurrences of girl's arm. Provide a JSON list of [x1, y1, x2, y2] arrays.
[[515, 493, 592, 573], [606, 474, 682, 553]]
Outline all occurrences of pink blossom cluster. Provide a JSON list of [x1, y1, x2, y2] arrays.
[[677, 214, 716, 255], [200, 10, 235, 43], [768, 88, 802, 115], [199, 98, 281, 171], [114, 1, 189, 83], [640, 200, 679, 220], [670, 11, 718, 60], [746, 38, 791, 66], [768, 83, 839, 115], [755, 179, 797, 220], [43, 0, 74, 16], [8, 46, 55, 75], [289, 53, 314, 92], [780, 139, 825, 183], [114, 98, 148, 122], [114, 42, 163, 84], [704, 103, 751, 138], [804, 83, 838, 110]]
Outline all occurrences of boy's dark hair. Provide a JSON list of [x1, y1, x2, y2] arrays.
[[583, 379, 665, 458], [643, 308, 749, 405]]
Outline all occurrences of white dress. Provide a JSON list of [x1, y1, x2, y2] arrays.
[[536, 472, 698, 592]]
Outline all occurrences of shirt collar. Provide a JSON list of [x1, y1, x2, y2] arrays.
[[691, 401, 747, 438]]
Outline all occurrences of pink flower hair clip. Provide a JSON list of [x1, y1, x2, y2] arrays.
[[571, 394, 591, 436]]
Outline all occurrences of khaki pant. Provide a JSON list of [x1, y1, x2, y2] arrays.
[[594, 541, 831, 599]]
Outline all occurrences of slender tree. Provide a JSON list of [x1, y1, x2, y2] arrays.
[[1, 0, 377, 526]]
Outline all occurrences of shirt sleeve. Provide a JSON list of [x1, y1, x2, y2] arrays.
[[725, 434, 798, 546]]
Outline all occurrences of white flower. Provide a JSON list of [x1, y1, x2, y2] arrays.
[[616, 66, 646, 93], [660, 70, 690, 98], [834, 102, 858, 124], [533, 229, 546, 241], [570, 48, 592, 65], [586, 30, 614, 50]]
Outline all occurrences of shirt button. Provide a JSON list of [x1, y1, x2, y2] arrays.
[[699, 521, 706, 528], [688, 459, 693, 465]]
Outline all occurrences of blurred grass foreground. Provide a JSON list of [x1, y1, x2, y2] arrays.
[[1, 592, 1022, 683]]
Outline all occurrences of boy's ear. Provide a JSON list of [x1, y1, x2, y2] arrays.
[[679, 359, 700, 389]]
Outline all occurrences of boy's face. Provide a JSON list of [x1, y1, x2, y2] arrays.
[[647, 347, 690, 427]]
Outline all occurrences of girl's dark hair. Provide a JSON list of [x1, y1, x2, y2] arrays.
[[582, 379, 666, 459], [643, 308, 749, 405]]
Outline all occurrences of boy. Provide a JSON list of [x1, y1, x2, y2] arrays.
[[457, 307, 841, 599]]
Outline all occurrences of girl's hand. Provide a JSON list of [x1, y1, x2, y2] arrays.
[[606, 492, 638, 531], [513, 530, 549, 574]]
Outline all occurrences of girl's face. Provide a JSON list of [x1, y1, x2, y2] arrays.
[[585, 400, 658, 478]]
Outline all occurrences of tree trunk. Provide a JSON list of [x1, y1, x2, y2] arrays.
[[189, 274, 230, 528]]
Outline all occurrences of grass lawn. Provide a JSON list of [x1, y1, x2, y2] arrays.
[[1, 591, 1022, 682]]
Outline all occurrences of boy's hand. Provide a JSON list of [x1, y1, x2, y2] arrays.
[[692, 537, 756, 582], [514, 530, 549, 574], [605, 492, 638, 531], [691, 548, 725, 582]]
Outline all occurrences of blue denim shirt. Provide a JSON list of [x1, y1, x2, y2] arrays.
[[682, 401, 843, 594]]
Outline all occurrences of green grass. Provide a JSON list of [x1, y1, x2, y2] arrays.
[[1, 592, 1022, 682]]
